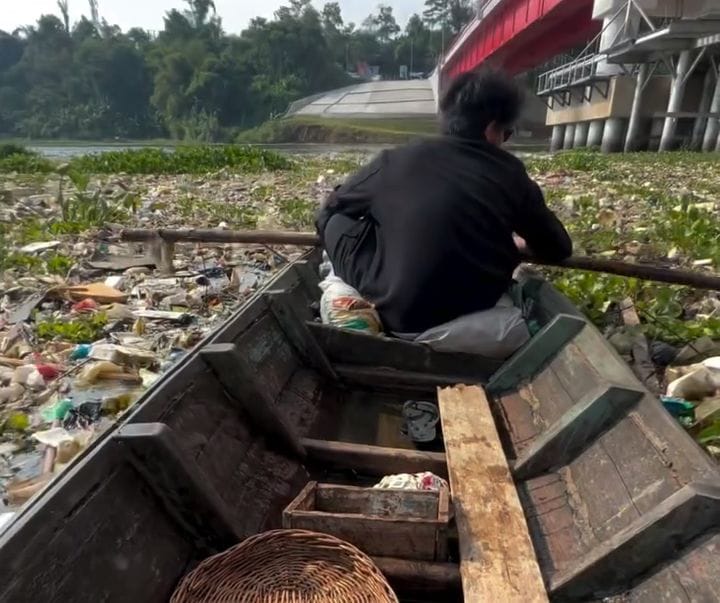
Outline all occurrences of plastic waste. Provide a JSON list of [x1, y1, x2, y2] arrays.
[[90, 343, 156, 368], [5, 411, 29, 431], [71, 298, 98, 313], [0, 383, 24, 405], [69, 344, 92, 360], [32, 427, 75, 448], [374, 472, 449, 492], [75, 361, 140, 387], [105, 303, 136, 321], [666, 357, 720, 401], [318, 275, 382, 335], [319, 251, 335, 279], [12, 365, 45, 390], [660, 396, 695, 427], [35, 363, 61, 382], [6, 475, 51, 506], [41, 399, 74, 422]]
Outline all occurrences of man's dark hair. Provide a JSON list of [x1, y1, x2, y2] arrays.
[[439, 68, 524, 140]]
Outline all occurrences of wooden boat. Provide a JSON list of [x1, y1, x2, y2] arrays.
[[1, 251, 719, 602]]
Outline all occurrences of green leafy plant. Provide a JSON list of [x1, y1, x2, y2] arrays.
[[68, 146, 292, 175], [46, 253, 75, 276], [36, 313, 108, 343]]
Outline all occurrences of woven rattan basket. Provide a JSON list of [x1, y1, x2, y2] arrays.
[[170, 529, 399, 603]]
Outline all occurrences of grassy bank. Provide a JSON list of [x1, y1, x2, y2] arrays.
[[237, 116, 439, 144]]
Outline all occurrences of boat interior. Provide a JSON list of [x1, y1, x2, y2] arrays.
[[1, 252, 720, 602]]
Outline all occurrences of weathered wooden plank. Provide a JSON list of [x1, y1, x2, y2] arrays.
[[201, 342, 305, 458], [372, 556, 462, 596], [0, 464, 195, 603], [487, 314, 586, 395], [556, 328, 720, 482], [265, 289, 338, 381], [437, 385, 548, 602], [308, 321, 502, 382], [335, 364, 473, 389], [550, 482, 720, 601], [301, 438, 448, 479], [313, 483, 441, 517], [284, 511, 442, 561], [519, 473, 590, 578], [629, 531, 720, 603], [513, 382, 644, 479], [114, 422, 239, 553]]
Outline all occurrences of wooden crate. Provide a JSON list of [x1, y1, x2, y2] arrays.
[[282, 481, 450, 561]]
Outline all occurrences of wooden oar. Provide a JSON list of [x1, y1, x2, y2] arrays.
[[118, 227, 720, 291]]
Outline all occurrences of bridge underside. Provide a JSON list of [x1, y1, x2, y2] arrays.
[[442, 0, 600, 79]]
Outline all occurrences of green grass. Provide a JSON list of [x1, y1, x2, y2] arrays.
[[237, 116, 439, 144]]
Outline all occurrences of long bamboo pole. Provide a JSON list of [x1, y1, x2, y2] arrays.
[[118, 228, 720, 291]]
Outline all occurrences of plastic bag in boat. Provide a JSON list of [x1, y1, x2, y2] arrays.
[[319, 275, 382, 335], [397, 294, 530, 360], [373, 472, 448, 492]]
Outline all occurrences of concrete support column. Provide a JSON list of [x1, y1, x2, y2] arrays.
[[716, 128, 720, 153], [563, 124, 576, 150], [691, 67, 716, 150], [587, 120, 605, 148], [660, 50, 693, 151], [602, 118, 626, 153], [550, 125, 565, 152], [625, 63, 649, 152], [702, 69, 720, 152], [573, 122, 590, 148]]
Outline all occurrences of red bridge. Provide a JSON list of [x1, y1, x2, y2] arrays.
[[441, 0, 600, 79]]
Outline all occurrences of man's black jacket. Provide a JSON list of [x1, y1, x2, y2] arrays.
[[316, 136, 572, 334]]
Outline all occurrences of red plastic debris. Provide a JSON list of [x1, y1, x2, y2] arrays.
[[72, 298, 99, 313], [35, 363, 61, 381]]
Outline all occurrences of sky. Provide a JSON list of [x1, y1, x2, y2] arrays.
[[1, 1, 424, 34]]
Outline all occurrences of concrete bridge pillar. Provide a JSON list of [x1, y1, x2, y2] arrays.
[[563, 124, 576, 150], [550, 125, 565, 152], [691, 67, 716, 150], [660, 50, 693, 151], [702, 69, 720, 152], [574, 122, 590, 148], [625, 63, 649, 152], [602, 118, 625, 153], [587, 120, 605, 148]]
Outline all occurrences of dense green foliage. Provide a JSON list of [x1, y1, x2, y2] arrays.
[[0, 0, 471, 142], [70, 145, 293, 174]]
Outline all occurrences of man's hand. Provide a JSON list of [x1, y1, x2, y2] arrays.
[[513, 233, 529, 254]]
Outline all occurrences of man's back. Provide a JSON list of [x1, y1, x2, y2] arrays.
[[321, 136, 571, 334]]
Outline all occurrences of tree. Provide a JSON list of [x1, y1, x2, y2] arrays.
[[57, 0, 70, 33], [88, 0, 100, 27], [1, 0, 434, 140], [423, 0, 472, 34], [363, 5, 400, 43], [322, 2, 343, 34], [184, 0, 216, 29]]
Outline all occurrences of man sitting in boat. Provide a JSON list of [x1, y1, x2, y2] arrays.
[[316, 68, 572, 359]]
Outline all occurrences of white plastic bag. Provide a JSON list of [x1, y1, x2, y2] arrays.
[[319, 275, 382, 334]]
